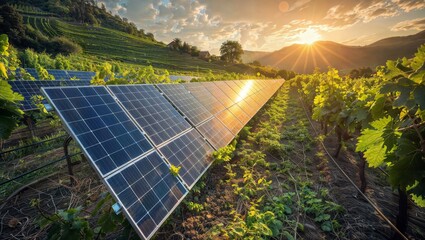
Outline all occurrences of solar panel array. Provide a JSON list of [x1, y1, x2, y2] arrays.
[[10, 80, 91, 111], [42, 79, 284, 239], [16, 68, 95, 81]]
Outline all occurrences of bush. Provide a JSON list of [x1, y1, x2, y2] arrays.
[[50, 37, 82, 55]]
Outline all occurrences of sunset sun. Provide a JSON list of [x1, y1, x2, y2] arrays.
[[297, 29, 322, 45]]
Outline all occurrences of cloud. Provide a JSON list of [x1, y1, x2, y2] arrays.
[[98, 0, 425, 53], [392, 0, 425, 12], [391, 17, 425, 31], [323, 1, 399, 28]]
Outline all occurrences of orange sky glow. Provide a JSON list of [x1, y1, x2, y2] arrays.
[[99, 0, 425, 54]]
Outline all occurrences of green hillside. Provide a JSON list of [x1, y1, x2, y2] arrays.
[[22, 15, 228, 74]]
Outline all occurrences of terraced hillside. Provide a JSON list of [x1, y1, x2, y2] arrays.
[[24, 15, 228, 73], [24, 16, 59, 38]]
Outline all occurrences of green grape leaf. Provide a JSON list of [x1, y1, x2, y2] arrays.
[[356, 117, 399, 167], [393, 86, 411, 107], [407, 179, 425, 207], [396, 60, 413, 74], [411, 194, 425, 207], [371, 96, 386, 119], [413, 85, 425, 110], [409, 62, 425, 84]]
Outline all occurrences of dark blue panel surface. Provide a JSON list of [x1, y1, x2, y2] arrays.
[[157, 84, 212, 126], [108, 85, 191, 146], [67, 70, 96, 80], [10, 80, 90, 111], [159, 129, 214, 189], [42, 86, 153, 176], [106, 151, 188, 240], [47, 69, 70, 80]]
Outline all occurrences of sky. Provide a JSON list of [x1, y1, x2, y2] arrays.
[[98, 0, 425, 54]]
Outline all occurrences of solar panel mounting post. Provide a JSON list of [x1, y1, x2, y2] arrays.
[[63, 134, 76, 186]]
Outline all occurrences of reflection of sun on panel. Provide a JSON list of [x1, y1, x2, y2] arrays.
[[236, 80, 254, 103]]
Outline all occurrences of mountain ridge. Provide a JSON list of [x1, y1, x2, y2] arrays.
[[243, 30, 425, 73]]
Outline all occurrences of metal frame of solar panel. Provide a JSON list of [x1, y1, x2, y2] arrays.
[[107, 85, 192, 146], [41, 79, 284, 240], [156, 84, 212, 126], [10, 80, 90, 111]]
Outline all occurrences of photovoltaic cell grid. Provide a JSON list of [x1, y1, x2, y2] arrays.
[[214, 81, 240, 104], [42, 86, 153, 176], [196, 117, 234, 149], [201, 82, 234, 108], [183, 83, 225, 115], [42, 79, 284, 240], [106, 151, 188, 240], [47, 69, 70, 80], [10, 80, 91, 111], [108, 85, 191, 146], [67, 70, 96, 80], [159, 129, 214, 189], [156, 84, 212, 126]]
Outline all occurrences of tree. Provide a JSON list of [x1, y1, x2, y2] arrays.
[[182, 42, 191, 54], [190, 46, 200, 57], [0, 5, 25, 45], [220, 40, 243, 63]]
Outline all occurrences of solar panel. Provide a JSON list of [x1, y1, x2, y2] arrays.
[[228, 103, 251, 125], [24, 68, 39, 79], [225, 81, 242, 95], [232, 80, 257, 103], [233, 80, 248, 89], [236, 98, 258, 119], [106, 151, 188, 240], [42, 86, 153, 176], [47, 69, 70, 80], [41, 80, 284, 240], [67, 70, 96, 80], [159, 129, 214, 189], [156, 84, 212, 126], [214, 81, 240, 104], [196, 117, 234, 150], [10, 80, 91, 111], [201, 82, 234, 108], [183, 83, 226, 115], [216, 109, 244, 135], [108, 85, 191, 146]]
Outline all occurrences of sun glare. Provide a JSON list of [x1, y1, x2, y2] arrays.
[[297, 29, 322, 45]]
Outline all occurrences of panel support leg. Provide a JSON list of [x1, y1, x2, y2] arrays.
[[63, 135, 75, 186]]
